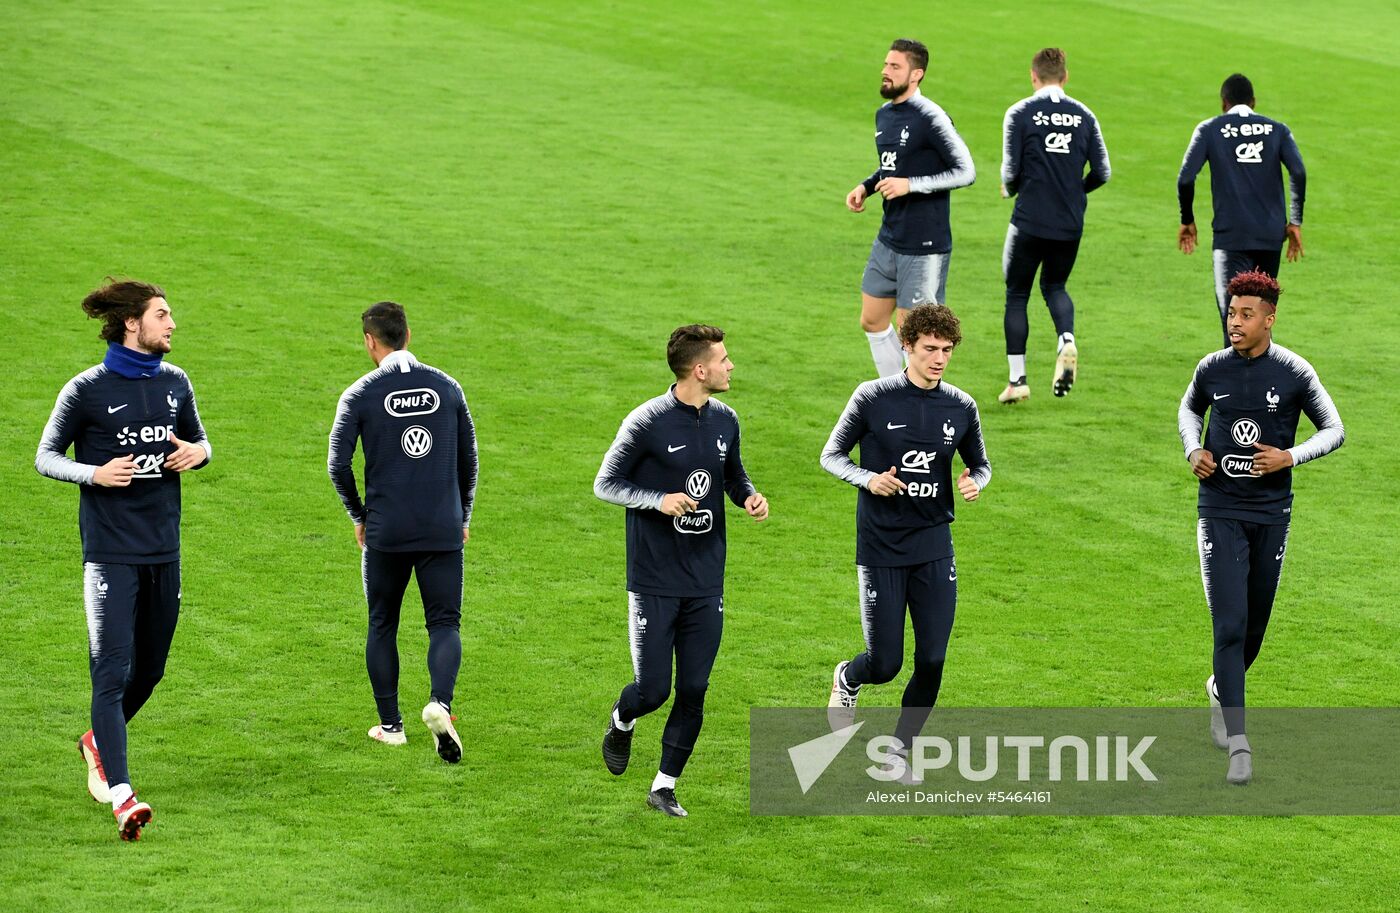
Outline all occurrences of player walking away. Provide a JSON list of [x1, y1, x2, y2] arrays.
[[328, 302, 478, 764], [1178, 74, 1307, 347], [846, 38, 976, 378], [1177, 271, 1342, 785], [998, 47, 1111, 404], [821, 304, 990, 778], [595, 325, 768, 818], [36, 280, 212, 841]]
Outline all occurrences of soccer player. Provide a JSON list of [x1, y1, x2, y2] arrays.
[[328, 301, 478, 764], [822, 303, 990, 771], [1177, 73, 1307, 346], [36, 280, 212, 841], [595, 325, 768, 818], [998, 47, 1111, 404], [846, 38, 976, 378], [1177, 270, 1342, 784]]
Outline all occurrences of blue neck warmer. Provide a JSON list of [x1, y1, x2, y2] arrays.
[[104, 342, 165, 379]]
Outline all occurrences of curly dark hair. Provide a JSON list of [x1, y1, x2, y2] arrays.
[[898, 303, 962, 348], [1226, 269, 1281, 308], [81, 279, 165, 343]]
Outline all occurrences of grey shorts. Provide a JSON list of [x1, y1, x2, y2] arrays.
[[861, 239, 950, 309]]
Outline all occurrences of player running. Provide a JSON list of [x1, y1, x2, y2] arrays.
[[36, 279, 212, 841], [1178, 74, 1307, 346], [846, 38, 976, 378], [822, 303, 990, 775], [328, 301, 478, 764], [595, 325, 768, 818], [1177, 270, 1342, 784], [998, 47, 1111, 404]]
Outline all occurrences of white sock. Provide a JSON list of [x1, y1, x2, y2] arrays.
[[1058, 332, 1075, 352], [839, 666, 859, 693], [652, 772, 677, 792], [1008, 354, 1026, 382], [1226, 733, 1251, 755], [866, 327, 903, 377], [612, 707, 635, 732], [109, 782, 133, 810]]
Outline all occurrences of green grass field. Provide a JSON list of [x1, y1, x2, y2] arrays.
[[3, 1, 1399, 909]]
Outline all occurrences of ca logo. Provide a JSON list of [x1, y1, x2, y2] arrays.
[[1044, 132, 1073, 154], [1235, 141, 1264, 164], [1231, 418, 1261, 447], [880, 150, 897, 171], [686, 469, 711, 500], [401, 425, 433, 458]]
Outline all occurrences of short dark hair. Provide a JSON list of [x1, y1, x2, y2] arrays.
[[1032, 47, 1067, 83], [81, 278, 165, 343], [1221, 73, 1254, 107], [890, 38, 929, 76], [898, 303, 962, 348], [666, 324, 725, 379], [362, 300, 408, 349], [1226, 269, 1280, 309]]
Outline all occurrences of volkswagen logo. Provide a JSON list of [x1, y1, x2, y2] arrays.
[[401, 425, 433, 458], [1230, 418, 1261, 448], [686, 469, 711, 500]]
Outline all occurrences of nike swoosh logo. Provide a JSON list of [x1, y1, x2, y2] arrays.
[[667, 445, 686, 453], [1213, 393, 1230, 400], [875, 131, 883, 137], [107, 404, 128, 413], [887, 423, 906, 430]]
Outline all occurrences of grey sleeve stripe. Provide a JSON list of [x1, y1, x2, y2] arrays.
[[1178, 366, 1207, 458], [327, 378, 370, 522], [593, 396, 668, 510], [1000, 100, 1026, 184], [35, 370, 98, 485], [1276, 349, 1344, 466], [909, 99, 976, 193], [820, 386, 875, 489], [1178, 383, 1206, 458]]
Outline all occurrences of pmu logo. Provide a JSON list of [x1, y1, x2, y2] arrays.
[[880, 150, 898, 172], [401, 425, 433, 458], [901, 449, 936, 475], [1235, 141, 1264, 164], [1231, 418, 1261, 447], [1044, 132, 1073, 154], [385, 388, 440, 417], [675, 510, 714, 535], [1221, 455, 1255, 478], [1266, 388, 1280, 412], [686, 469, 712, 500]]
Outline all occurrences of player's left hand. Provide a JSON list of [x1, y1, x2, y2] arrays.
[[956, 468, 980, 502], [874, 177, 910, 200], [999, 182, 1010, 199], [463, 526, 471, 543], [1251, 442, 1293, 476], [1178, 223, 1198, 255], [1285, 223, 1304, 262], [166, 435, 206, 472], [744, 493, 769, 522], [355, 523, 366, 549]]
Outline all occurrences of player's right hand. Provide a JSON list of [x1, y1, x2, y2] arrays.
[[94, 455, 136, 487], [1285, 224, 1304, 262], [661, 492, 699, 516], [846, 185, 867, 212], [355, 523, 366, 549], [1178, 223, 1198, 255], [1188, 448, 1216, 479], [866, 466, 907, 496]]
